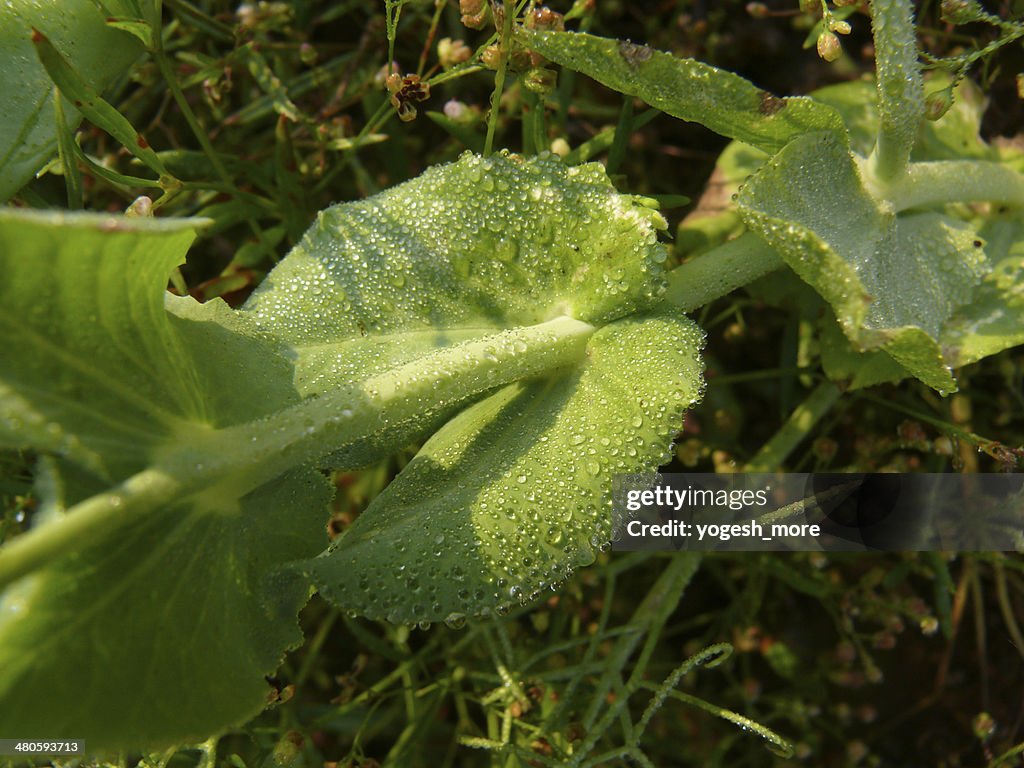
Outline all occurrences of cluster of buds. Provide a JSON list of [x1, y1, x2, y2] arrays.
[[526, 5, 565, 31], [460, 0, 487, 29], [386, 72, 431, 122], [817, 15, 852, 62]]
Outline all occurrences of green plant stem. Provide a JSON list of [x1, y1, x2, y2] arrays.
[[483, 0, 516, 156], [580, 554, 701, 731], [0, 317, 595, 590], [664, 232, 784, 312], [867, 0, 924, 183], [744, 381, 841, 471], [0, 467, 180, 593], [888, 161, 1024, 211]]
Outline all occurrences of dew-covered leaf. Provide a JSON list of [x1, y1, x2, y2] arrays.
[[0, 467, 330, 750], [1, 151, 707, 748], [307, 313, 704, 624], [241, 150, 673, 469], [941, 213, 1024, 367], [694, 77, 1022, 389], [736, 130, 993, 393], [242, 151, 707, 621], [242, 151, 669, 340], [0, 210, 327, 750], [0, 0, 143, 202], [518, 29, 845, 154]]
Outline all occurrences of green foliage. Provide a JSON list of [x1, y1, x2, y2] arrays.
[[0, 0, 143, 202], [0, 153, 703, 747], [0, 0, 1022, 761], [519, 28, 846, 154]]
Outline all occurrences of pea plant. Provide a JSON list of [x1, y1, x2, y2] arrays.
[[0, 0, 1021, 755]]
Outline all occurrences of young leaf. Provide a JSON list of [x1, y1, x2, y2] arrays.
[[517, 29, 845, 154], [736, 130, 990, 393], [699, 77, 1023, 390], [0, 0, 143, 201]]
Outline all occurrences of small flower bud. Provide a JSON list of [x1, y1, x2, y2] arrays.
[[526, 6, 565, 31], [299, 42, 317, 66], [125, 196, 153, 217], [480, 44, 501, 70], [460, 0, 487, 28], [972, 712, 996, 741], [816, 31, 842, 62], [437, 37, 472, 68], [924, 88, 954, 120], [830, 19, 852, 34], [746, 2, 769, 18], [550, 137, 570, 157], [941, 0, 983, 24], [523, 66, 557, 94], [443, 99, 475, 122]]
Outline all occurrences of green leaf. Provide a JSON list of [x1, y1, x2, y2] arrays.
[[307, 312, 704, 624], [241, 151, 705, 620], [942, 213, 1024, 367], [0, 467, 330, 749], [736, 131, 990, 393], [517, 29, 845, 154], [702, 79, 1023, 389], [0, 0, 143, 201], [32, 27, 173, 182], [812, 77, 995, 161], [0, 211, 219, 477], [0, 210, 325, 749], [1, 152, 707, 747], [242, 151, 669, 339]]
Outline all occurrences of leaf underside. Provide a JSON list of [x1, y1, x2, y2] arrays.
[[0, 152, 708, 747], [309, 313, 704, 624], [0, 211, 325, 749]]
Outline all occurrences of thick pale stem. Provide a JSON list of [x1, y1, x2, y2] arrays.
[[0, 469, 181, 590], [665, 232, 784, 313], [867, 0, 924, 183], [0, 316, 595, 590], [889, 161, 1024, 211]]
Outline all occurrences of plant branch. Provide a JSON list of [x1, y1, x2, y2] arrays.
[[664, 232, 784, 313], [867, 0, 924, 183], [483, 0, 516, 156], [888, 160, 1024, 211]]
